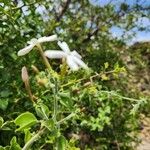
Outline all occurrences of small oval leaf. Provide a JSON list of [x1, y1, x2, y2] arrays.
[[14, 112, 38, 131], [0, 116, 4, 128]]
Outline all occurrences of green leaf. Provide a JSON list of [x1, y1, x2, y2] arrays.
[[14, 112, 38, 131], [0, 99, 8, 111], [104, 62, 109, 69], [10, 136, 21, 150], [58, 92, 73, 109], [42, 119, 54, 131], [57, 135, 67, 150], [35, 103, 49, 119], [58, 92, 70, 98], [24, 129, 32, 143], [0, 116, 4, 128], [0, 146, 10, 150], [2, 146, 10, 150], [101, 74, 109, 81], [120, 3, 129, 11], [0, 90, 11, 98], [0, 146, 5, 150]]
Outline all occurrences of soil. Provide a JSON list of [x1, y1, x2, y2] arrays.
[[137, 115, 150, 150]]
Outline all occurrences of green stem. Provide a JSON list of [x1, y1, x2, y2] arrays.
[[53, 98, 57, 122], [53, 79, 58, 123], [57, 113, 75, 125], [61, 70, 116, 88], [22, 128, 46, 150], [100, 90, 143, 102], [36, 44, 51, 70], [37, 44, 59, 79], [25, 82, 34, 103]]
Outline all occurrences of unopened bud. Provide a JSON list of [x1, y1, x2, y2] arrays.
[[31, 65, 39, 74], [21, 66, 29, 82], [37, 78, 48, 86], [83, 82, 92, 87]]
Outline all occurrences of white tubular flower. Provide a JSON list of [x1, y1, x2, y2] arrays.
[[17, 35, 57, 56], [44, 41, 88, 71], [44, 50, 67, 58], [57, 41, 70, 53]]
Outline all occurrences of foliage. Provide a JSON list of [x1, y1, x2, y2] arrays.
[[0, 0, 149, 149], [121, 42, 150, 115]]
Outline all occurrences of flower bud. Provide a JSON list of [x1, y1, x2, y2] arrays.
[[37, 78, 48, 86], [21, 66, 29, 82], [31, 65, 39, 74], [83, 82, 92, 87]]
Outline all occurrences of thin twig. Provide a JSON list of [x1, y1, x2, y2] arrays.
[[100, 90, 144, 102], [56, 0, 71, 21], [61, 70, 116, 88], [112, 130, 120, 150], [57, 113, 76, 125]]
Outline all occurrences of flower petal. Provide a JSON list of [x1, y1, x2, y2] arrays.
[[44, 50, 67, 59], [57, 41, 70, 53], [17, 44, 35, 56], [71, 50, 82, 59], [38, 35, 57, 43], [66, 56, 79, 71], [72, 56, 88, 69], [27, 38, 38, 45]]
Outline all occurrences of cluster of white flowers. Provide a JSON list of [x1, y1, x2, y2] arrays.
[[18, 35, 88, 71]]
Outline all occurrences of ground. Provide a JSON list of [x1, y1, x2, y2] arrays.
[[137, 115, 150, 150]]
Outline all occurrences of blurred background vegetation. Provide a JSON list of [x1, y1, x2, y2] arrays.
[[0, 0, 150, 149]]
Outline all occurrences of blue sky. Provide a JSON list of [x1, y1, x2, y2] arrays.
[[90, 0, 149, 7], [90, 0, 150, 44]]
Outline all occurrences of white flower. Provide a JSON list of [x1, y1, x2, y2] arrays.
[[17, 35, 57, 56], [44, 41, 88, 71]]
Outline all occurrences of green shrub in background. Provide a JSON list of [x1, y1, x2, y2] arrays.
[[0, 0, 149, 149], [0, 35, 147, 150]]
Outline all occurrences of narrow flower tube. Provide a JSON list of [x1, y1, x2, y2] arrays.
[[44, 50, 67, 58], [38, 35, 57, 43]]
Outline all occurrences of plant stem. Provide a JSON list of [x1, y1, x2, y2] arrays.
[[22, 128, 46, 150], [53, 79, 58, 123], [53, 96, 57, 122], [100, 90, 144, 102], [61, 70, 116, 88], [37, 44, 59, 79], [57, 113, 75, 125], [36, 44, 51, 70], [25, 82, 34, 103]]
